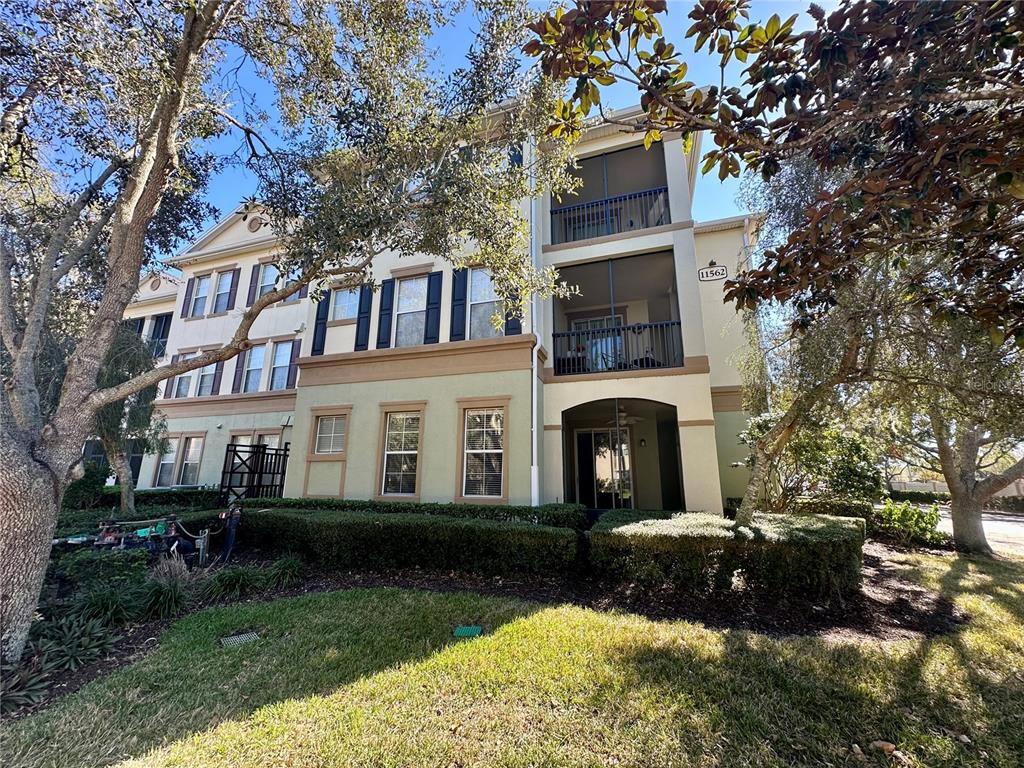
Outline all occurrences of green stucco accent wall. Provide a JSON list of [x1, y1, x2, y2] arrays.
[[287, 370, 534, 504], [714, 410, 750, 504]]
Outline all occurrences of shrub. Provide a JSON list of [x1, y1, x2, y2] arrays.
[[987, 495, 1024, 513], [888, 489, 951, 504], [792, 497, 874, 520], [266, 555, 304, 588], [0, 658, 54, 714], [56, 506, 220, 538], [35, 616, 116, 671], [202, 565, 265, 600], [142, 556, 196, 619], [871, 499, 948, 547], [238, 509, 580, 575], [47, 548, 150, 598], [77, 586, 140, 626], [242, 497, 589, 530], [590, 512, 865, 600], [61, 461, 112, 511]]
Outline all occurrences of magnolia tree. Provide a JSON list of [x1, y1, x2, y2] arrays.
[[0, 0, 574, 662]]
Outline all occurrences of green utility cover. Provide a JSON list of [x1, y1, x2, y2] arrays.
[[453, 625, 483, 638]]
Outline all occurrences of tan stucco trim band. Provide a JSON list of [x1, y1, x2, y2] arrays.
[[711, 385, 744, 412], [541, 355, 710, 383], [678, 419, 716, 428], [542, 220, 694, 253], [298, 334, 538, 386], [390, 262, 436, 279], [156, 390, 296, 417], [543, 424, 562, 431]]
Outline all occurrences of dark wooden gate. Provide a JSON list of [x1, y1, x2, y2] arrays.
[[218, 443, 290, 505]]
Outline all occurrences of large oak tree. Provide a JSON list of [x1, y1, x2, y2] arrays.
[[0, 0, 574, 662]]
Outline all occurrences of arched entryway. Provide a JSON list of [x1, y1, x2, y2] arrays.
[[562, 398, 683, 511]]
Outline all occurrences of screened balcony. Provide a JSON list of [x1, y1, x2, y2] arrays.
[[552, 251, 683, 376], [550, 144, 670, 245]]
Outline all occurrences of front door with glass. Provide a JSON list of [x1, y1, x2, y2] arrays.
[[574, 428, 633, 509]]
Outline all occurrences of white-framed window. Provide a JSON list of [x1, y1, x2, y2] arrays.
[[394, 276, 428, 348], [463, 408, 504, 497], [243, 344, 266, 393], [268, 340, 293, 391], [468, 268, 503, 340], [155, 438, 179, 487], [258, 264, 279, 298], [332, 287, 360, 320], [195, 361, 217, 396], [314, 415, 347, 454], [189, 275, 210, 317], [173, 352, 199, 398], [177, 436, 203, 485], [212, 271, 233, 313], [381, 412, 420, 494]]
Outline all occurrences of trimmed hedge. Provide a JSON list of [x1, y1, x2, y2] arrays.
[[792, 496, 874, 520], [242, 497, 589, 530], [990, 496, 1024, 513], [103, 487, 221, 510], [237, 508, 580, 575], [590, 512, 865, 600], [889, 489, 951, 504], [56, 506, 220, 538]]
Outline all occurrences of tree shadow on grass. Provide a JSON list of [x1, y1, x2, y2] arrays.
[[0, 587, 539, 768]]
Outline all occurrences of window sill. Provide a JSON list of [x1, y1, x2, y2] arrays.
[[454, 494, 508, 505], [373, 493, 420, 503], [308, 452, 347, 463], [326, 318, 357, 328]]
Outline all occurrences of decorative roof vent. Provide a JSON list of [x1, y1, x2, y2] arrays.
[[247, 216, 264, 233]]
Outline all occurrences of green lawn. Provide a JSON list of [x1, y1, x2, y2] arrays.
[[3, 551, 1023, 768]]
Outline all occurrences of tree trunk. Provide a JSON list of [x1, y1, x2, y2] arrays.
[[948, 492, 992, 555], [736, 443, 771, 526], [105, 439, 136, 517], [0, 447, 62, 663]]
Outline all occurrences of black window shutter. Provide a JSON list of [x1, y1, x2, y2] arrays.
[[211, 361, 224, 395], [225, 268, 241, 310], [449, 268, 468, 342], [245, 264, 260, 307], [354, 284, 373, 351], [164, 354, 180, 398], [231, 349, 248, 393], [311, 294, 330, 356], [180, 279, 195, 318], [504, 294, 522, 336], [298, 281, 309, 299], [286, 338, 301, 388], [375, 278, 395, 349], [423, 271, 443, 344]]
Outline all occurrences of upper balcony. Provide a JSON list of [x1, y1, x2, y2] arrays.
[[551, 251, 683, 377], [550, 144, 670, 246]]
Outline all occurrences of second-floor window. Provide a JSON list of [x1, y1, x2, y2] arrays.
[[332, 287, 359, 320], [189, 275, 210, 317], [395, 276, 428, 348], [173, 352, 198, 398], [468, 268, 503, 340], [257, 264, 278, 298], [149, 313, 171, 357], [243, 344, 265, 392], [268, 340, 293, 390], [212, 271, 234, 313], [195, 362, 217, 396]]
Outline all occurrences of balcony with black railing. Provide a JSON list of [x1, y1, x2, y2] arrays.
[[550, 186, 670, 245], [552, 321, 683, 376]]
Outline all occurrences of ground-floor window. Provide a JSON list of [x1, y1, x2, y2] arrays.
[[178, 436, 203, 485], [379, 409, 422, 496], [315, 415, 347, 454], [462, 408, 504, 497], [155, 438, 178, 487], [153, 432, 205, 487]]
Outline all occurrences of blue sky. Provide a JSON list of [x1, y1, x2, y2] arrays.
[[203, 1, 823, 230]]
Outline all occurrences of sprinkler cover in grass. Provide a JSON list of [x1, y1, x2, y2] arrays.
[[453, 625, 483, 638]]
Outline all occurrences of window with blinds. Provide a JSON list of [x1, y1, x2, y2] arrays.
[[177, 436, 203, 485], [463, 408, 504, 497], [315, 415, 347, 454], [381, 412, 420, 494]]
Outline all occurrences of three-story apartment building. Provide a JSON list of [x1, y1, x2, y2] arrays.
[[128, 116, 754, 513]]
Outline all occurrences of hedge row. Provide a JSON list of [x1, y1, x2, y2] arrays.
[[242, 496, 590, 530], [792, 496, 874, 520], [238, 508, 864, 599], [887, 490, 1023, 513], [989, 496, 1024, 513], [237, 509, 579, 575], [590, 512, 865, 600], [56, 506, 220, 538]]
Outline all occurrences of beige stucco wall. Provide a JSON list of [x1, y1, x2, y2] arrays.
[[286, 370, 534, 504], [136, 411, 294, 491], [695, 227, 749, 389]]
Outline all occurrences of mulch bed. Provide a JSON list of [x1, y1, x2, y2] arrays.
[[6, 540, 967, 721]]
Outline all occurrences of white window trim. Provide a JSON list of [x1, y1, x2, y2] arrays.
[[195, 361, 217, 397], [155, 438, 178, 487], [212, 271, 233, 313], [392, 276, 429, 348], [314, 414, 347, 454], [267, 340, 293, 391], [331, 287, 360, 321], [462, 407, 505, 498], [242, 344, 267, 393], [380, 410, 421, 496], [467, 267, 504, 341], [189, 275, 210, 317], [177, 436, 203, 485]]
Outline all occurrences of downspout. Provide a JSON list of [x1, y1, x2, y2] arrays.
[[528, 137, 542, 506]]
